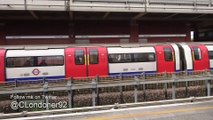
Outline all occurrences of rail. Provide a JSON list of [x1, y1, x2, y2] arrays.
[[0, 0, 213, 13]]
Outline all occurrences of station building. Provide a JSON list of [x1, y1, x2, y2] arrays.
[[0, 0, 213, 45]]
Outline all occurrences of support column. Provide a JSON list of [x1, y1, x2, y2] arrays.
[[0, 24, 6, 45], [69, 23, 75, 43], [130, 21, 139, 43], [185, 23, 191, 42], [193, 24, 199, 42]]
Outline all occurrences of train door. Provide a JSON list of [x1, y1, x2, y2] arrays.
[[65, 47, 87, 78], [178, 43, 193, 71], [171, 43, 180, 72], [0, 49, 5, 83], [65, 47, 108, 78], [87, 47, 108, 77], [155, 45, 175, 73], [189, 45, 209, 71], [206, 45, 213, 70]]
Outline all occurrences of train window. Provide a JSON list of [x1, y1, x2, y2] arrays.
[[108, 53, 155, 63], [108, 54, 131, 63], [133, 53, 155, 62], [75, 50, 85, 65], [164, 48, 173, 61], [89, 49, 98, 64], [148, 53, 155, 61], [37, 56, 64, 66], [6, 56, 64, 67], [133, 53, 142, 62], [123, 54, 131, 62], [193, 47, 202, 60], [108, 54, 117, 63], [6, 57, 35, 67], [209, 51, 213, 59]]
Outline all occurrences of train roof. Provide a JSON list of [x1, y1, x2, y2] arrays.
[[1, 42, 213, 50]]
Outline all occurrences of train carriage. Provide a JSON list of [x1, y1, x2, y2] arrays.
[[0, 42, 213, 83], [5, 49, 65, 81]]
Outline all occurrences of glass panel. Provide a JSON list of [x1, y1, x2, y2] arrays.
[[37, 56, 64, 66], [164, 48, 173, 61], [148, 53, 155, 61], [108, 53, 155, 63], [209, 51, 213, 59], [75, 50, 85, 65], [133, 53, 155, 62], [108, 54, 117, 63], [6, 57, 35, 67], [193, 47, 202, 60], [133, 53, 143, 62], [123, 54, 132, 62], [6, 56, 64, 67], [108, 54, 132, 63], [89, 49, 98, 64]]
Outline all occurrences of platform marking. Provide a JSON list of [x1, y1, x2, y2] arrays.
[[86, 106, 213, 120]]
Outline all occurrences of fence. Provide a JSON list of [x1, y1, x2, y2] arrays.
[[1, 0, 213, 13], [0, 70, 212, 111]]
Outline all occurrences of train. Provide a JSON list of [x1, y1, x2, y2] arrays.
[[0, 42, 212, 83]]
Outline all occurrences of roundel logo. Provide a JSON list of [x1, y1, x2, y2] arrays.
[[32, 68, 40, 76]]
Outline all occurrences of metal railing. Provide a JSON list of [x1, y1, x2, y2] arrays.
[[1, 0, 213, 13], [0, 70, 212, 113]]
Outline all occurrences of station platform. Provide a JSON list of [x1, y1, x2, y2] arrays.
[[4, 99, 213, 120]]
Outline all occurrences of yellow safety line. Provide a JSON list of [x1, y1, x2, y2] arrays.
[[85, 106, 213, 120]]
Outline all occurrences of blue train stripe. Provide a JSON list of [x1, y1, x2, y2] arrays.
[[109, 69, 194, 76], [109, 71, 157, 76], [6, 76, 65, 82]]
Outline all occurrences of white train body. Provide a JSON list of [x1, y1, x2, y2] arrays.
[[6, 49, 65, 81], [107, 47, 157, 75]]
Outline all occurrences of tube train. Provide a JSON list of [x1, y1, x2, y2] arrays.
[[0, 42, 212, 83]]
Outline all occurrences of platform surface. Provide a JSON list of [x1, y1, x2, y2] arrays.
[[4, 100, 213, 120]]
